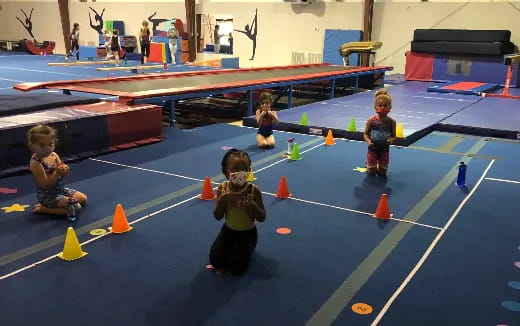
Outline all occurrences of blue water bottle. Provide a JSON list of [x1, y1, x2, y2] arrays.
[[456, 162, 467, 187]]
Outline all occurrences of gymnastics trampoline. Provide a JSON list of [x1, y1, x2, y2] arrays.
[[15, 63, 393, 125]]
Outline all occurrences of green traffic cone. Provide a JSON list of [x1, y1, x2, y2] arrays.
[[289, 143, 301, 161], [299, 112, 309, 126], [347, 118, 356, 132]]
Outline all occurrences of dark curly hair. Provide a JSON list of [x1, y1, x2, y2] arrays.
[[221, 148, 252, 176]]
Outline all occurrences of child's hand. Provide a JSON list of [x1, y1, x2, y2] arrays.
[[242, 198, 259, 221], [56, 164, 70, 176], [217, 192, 231, 207]]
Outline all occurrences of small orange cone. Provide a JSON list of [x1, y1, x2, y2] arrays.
[[111, 204, 133, 233], [199, 176, 216, 200], [325, 130, 335, 146], [275, 176, 291, 199], [373, 194, 392, 219]]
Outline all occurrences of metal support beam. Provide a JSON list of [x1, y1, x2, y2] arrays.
[[330, 79, 336, 99], [167, 100, 176, 127], [287, 85, 293, 109], [247, 90, 254, 116]]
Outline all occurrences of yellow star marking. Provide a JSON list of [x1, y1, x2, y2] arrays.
[[1, 204, 30, 213], [353, 167, 368, 173]]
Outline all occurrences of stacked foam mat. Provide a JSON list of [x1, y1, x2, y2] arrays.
[[411, 29, 515, 56], [405, 29, 519, 86], [0, 94, 163, 177]]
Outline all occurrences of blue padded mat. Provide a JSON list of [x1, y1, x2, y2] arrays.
[[439, 92, 520, 139], [243, 81, 481, 145], [323, 29, 363, 66], [0, 93, 100, 117]]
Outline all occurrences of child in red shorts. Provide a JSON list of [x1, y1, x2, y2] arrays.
[[363, 89, 396, 177]]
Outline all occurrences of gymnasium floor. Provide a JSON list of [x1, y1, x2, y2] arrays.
[[0, 53, 519, 326]]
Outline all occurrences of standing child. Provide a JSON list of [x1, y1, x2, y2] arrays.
[[110, 29, 121, 65], [167, 23, 178, 64], [103, 29, 112, 60], [209, 149, 266, 276], [28, 125, 87, 221], [255, 92, 279, 149], [363, 89, 397, 177], [140, 20, 151, 64], [68, 23, 80, 61]]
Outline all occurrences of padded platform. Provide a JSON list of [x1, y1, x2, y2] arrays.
[[0, 101, 163, 177], [243, 81, 481, 145], [438, 88, 520, 139], [413, 29, 511, 43], [0, 93, 100, 117], [411, 41, 515, 56], [427, 81, 501, 95]]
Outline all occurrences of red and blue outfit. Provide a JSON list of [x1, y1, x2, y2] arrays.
[[366, 115, 395, 169], [258, 113, 274, 137]]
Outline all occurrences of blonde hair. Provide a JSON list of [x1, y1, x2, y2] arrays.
[[258, 92, 273, 106], [142, 20, 149, 27], [27, 125, 57, 146], [374, 88, 392, 107]]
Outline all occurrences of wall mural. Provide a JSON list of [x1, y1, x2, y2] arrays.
[[16, 8, 36, 40], [145, 12, 185, 37], [235, 9, 257, 60], [88, 7, 105, 34], [148, 12, 171, 36]]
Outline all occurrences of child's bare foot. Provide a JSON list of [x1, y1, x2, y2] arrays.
[[33, 203, 43, 213]]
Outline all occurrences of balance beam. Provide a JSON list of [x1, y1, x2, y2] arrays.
[[339, 41, 383, 57], [504, 53, 520, 66], [96, 65, 165, 71], [339, 41, 383, 66], [49, 60, 115, 66]]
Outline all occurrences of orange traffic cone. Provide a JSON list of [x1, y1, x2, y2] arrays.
[[275, 176, 291, 199], [325, 130, 335, 146], [373, 194, 392, 219], [112, 204, 133, 233], [199, 177, 216, 200]]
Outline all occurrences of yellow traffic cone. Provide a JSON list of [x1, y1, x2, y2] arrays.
[[58, 227, 88, 261], [396, 123, 404, 138], [247, 170, 257, 182]]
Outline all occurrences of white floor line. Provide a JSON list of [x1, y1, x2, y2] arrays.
[[370, 159, 495, 326], [0, 77, 27, 83], [485, 177, 520, 185], [262, 191, 373, 216], [262, 191, 441, 231], [88, 158, 204, 182], [0, 66, 89, 77], [254, 143, 324, 173], [0, 193, 201, 281], [389, 217, 442, 231]]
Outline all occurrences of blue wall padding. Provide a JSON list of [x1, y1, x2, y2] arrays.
[[221, 57, 240, 68], [80, 46, 98, 58], [432, 55, 519, 86], [113, 21, 125, 36], [323, 29, 363, 66]]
